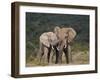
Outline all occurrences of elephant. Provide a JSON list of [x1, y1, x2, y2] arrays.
[[38, 26, 76, 65], [54, 26, 76, 64], [38, 32, 59, 64]]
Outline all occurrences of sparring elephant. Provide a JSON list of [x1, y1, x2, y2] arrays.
[[38, 32, 59, 64], [54, 26, 76, 64]]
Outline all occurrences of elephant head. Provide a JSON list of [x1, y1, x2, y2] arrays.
[[54, 26, 77, 63]]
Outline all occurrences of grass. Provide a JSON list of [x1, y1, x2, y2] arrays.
[[26, 42, 89, 67]]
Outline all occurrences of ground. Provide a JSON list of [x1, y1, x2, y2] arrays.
[[26, 50, 89, 67]]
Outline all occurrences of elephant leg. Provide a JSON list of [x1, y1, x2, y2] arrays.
[[39, 47, 45, 64], [63, 45, 72, 64], [63, 47, 69, 64], [51, 46, 58, 63], [52, 46, 58, 64], [51, 50, 55, 63], [53, 46, 63, 64], [55, 51, 59, 64], [47, 46, 52, 63], [43, 47, 49, 64], [39, 51, 44, 64], [68, 45, 72, 63], [38, 43, 44, 64], [58, 51, 63, 64], [53, 46, 59, 64]]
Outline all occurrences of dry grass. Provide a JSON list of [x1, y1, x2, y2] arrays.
[[26, 50, 89, 67], [26, 42, 89, 67]]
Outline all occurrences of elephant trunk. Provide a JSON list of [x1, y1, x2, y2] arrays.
[[57, 40, 65, 64]]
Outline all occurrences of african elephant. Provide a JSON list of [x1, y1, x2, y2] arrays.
[[39, 32, 59, 64], [54, 26, 76, 64]]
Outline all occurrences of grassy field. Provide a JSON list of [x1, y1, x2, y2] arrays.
[[26, 42, 89, 67]]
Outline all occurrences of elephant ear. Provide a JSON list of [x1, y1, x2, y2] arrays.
[[40, 32, 50, 48], [54, 26, 60, 36], [67, 28, 76, 43]]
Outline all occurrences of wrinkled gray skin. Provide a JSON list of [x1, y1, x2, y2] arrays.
[[39, 32, 59, 64], [54, 26, 76, 64]]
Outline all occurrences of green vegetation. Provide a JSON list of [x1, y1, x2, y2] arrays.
[[26, 12, 89, 66]]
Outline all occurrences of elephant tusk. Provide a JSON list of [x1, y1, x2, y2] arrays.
[[64, 45, 66, 48], [52, 46, 54, 50], [57, 47, 60, 51]]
